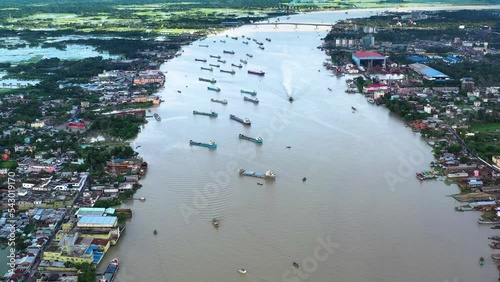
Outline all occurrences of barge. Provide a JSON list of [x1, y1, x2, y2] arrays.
[[190, 140, 217, 149], [211, 98, 228, 105], [241, 89, 257, 96], [201, 67, 213, 72], [199, 77, 217, 84], [231, 63, 243, 68], [207, 86, 221, 92], [238, 169, 275, 179], [209, 64, 220, 68], [248, 70, 265, 76], [195, 58, 207, 62], [229, 114, 251, 125], [239, 134, 263, 143], [220, 69, 236, 74], [99, 258, 119, 282], [210, 55, 221, 59], [193, 110, 218, 117], [243, 96, 259, 104], [223, 50, 235, 54]]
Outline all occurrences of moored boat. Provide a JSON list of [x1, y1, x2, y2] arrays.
[[241, 89, 257, 96], [211, 98, 228, 105], [101, 258, 119, 282], [209, 64, 220, 68], [207, 86, 221, 92], [490, 242, 500, 249], [220, 69, 236, 74], [231, 36, 238, 40], [243, 41, 249, 44], [201, 67, 213, 71], [238, 168, 275, 179], [223, 50, 235, 54], [199, 77, 217, 84], [195, 58, 207, 62], [153, 113, 161, 121], [229, 114, 251, 125], [217, 59, 226, 63], [367, 98, 375, 104], [492, 254, 500, 260], [210, 55, 221, 59], [243, 96, 259, 104], [239, 134, 263, 143], [232, 63, 243, 68], [139, 162, 148, 175], [490, 236, 500, 241], [193, 110, 218, 117], [190, 140, 217, 149], [479, 218, 500, 224], [199, 44, 209, 47], [220, 40, 226, 43], [248, 70, 265, 76]]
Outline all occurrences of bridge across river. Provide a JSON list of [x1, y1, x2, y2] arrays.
[[253, 22, 335, 28]]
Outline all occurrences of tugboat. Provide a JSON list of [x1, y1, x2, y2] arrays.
[[207, 86, 221, 92], [231, 63, 243, 68], [229, 114, 251, 125], [220, 69, 236, 74], [238, 269, 247, 274], [212, 218, 219, 227], [239, 134, 263, 143], [210, 55, 221, 59], [201, 67, 213, 72], [240, 59, 248, 64], [223, 50, 235, 54], [199, 77, 217, 84], [189, 140, 217, 149], [153, 113, 161, 121], [193, 110, 218, 117], [246, 54, 253, 58], [211, 98, 228, 105], [243, 96, 259, 104], [241, 89, 257, 96], [479, 257, 485, 265], [248, 70, 265, 76], [209, 63, 220, 68], [217, 59, 226, 64], [195, 58, 207, 62], [238, 169, 276, 179], [153, 230, 158, 235]]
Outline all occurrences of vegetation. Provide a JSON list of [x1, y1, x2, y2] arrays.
[[93, 199, 122, 208], [90, 115, 145, 140]]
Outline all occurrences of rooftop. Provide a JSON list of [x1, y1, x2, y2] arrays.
[[352, 51, 385, 59]]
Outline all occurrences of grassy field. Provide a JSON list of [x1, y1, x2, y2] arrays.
[[470, 123, 500, 132]]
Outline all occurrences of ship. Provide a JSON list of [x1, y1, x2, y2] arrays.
[[210, 55, 221, 59], [259, 46, 265, 50], [231, 36, 238, 40], [265, 38, 271, 42], [229, 114, 251, 125], [190, 140, 217, 149], [256, 42, 264, 46], [220, 69, 236, 74], [240, 89, 257, 96], [153, 113, 161, 121], [243, 41, 249, 45], [195, 58, 207, 62], [138, 162, 148, 175], [243, 96, 259, 104], [193, 110, 218, 117], [231, 63, 243, 68], [223, 50, 235, 54], [415, 170, 437, 180], [248, 70, 265, 76], [239, 134, 263, 143], [238, 169, 275, 179], [199, 77, 217, 84], [201, 67, 213, 72], [199, 44, 209, 47], [99, 258, 119, 282], [211, 98, 228, 105], [209, 64, 220, 68], [217, 59, 226, 64], [207, 86, 221, 92], [246, 54, 253, 58], [240, 59, 248, 64], [220, 40, 226, 43]]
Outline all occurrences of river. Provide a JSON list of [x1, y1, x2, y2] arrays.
[[103, 9, 499, 282]]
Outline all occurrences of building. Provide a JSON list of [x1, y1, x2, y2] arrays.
[[133, 70, 165, 86], [493, 156, 500, 167], [352, 51, 386, 68], [77, 216, 118, 228], [461, 77, 475, 90], [30, 120, 45, 128], [409, 63, 450, 81]]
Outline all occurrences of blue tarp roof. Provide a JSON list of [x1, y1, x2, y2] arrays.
[[406, 55, 430, 63]]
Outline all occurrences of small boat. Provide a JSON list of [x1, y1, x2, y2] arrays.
[[211, 98, 228, 105], [243, 41, 249, 45], [231, 36, 238, 40], [209, 64, 220, 68], [257, 183, 263, 186], [367, 98, 375, 104], [139, 197, 146, 201], [256, 42, 264, 46], [220, 69, 235, 74], [210, 55, 221, 59], [199, 77, 217, 84], [265, 38, 271, 42], [193, 110, 218, 117], [220, 40, 226, 43], [223, 50, 235, 54], [199, 44, 209, 47], [136, 145, 141, 149], [246, 54, 253, 58], [480, 257, 485, 265], [492, 254, 500, 260], [177, 90, 182, 93], [248, 70, 265, 76], [153, 113, 161, 121], [239, 169, 275, 179], [195, 58, 207, 62], [231, 63, 243, 68], [201, 67, 213, 72], [289, 97, 294, 102], [351, 106, 357, 111], [217, 59, 226, 63], [243, 96, 259, 104], [207, 86, 221, 92], [229, 114, 251, 125], [239, 134, 263, 143], [286, 146, 291, 149], [327, 87, 332, 91], [302, 177, 307, 182], [153, 230, 157, 235], [293, 262, 299, 268], [259, 46, 265, 50], [238, 269, 247, 274], [190, 140, 217, 149], [241, 89, 257, 96], [212, 218, 219, 227], [240, 59, 248, 64]]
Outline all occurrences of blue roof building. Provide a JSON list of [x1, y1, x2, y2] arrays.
[[406, 55, 430, 63], [409, 63, 450, 81]]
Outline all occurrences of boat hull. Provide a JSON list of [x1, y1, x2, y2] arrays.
[[239, 134, 263, 143], [190, 140, 217, 149]]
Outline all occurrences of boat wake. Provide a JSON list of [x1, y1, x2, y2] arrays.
[[281, 61, 296, 100]]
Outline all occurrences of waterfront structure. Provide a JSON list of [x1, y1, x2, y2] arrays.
[[133, 70, 165, 86], [77, 216, 118, 228], [351, 51, 386, 68], [409, 63, 450, 81]]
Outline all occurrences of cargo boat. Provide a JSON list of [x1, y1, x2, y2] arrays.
[[221, 69, 236, 74], [241, 89, 257, 96], [99, 258, 119, 282], [195, 58, 207, 62], [229, 114, 251, 125], [416, 170, 437, 180], [199, 77, 217, 84], [211, 98, 228, 105], [223, 50, 235, 54], [246, 54, 253, 58], [243, 96, 259, 104], [231, 36, 238, 40], [210, 55, 221, 59], [199, 44, 209, 47], [217, 59, 226, 63], [248, 70, 265, 76], [240, 59, 248, 64], [209, 64, 220, 68], [201, 67, 213, 72], [153, 113, 161, 121], [190, 140, 217, 149], [139, 162, 148, 175], [238, 169, 275, 179], [265, 38, 271, 42], [207, 86, 221, 92], [239, 134, 263, 143], [232, 63, 243, 68], [447, 172, 469, 179], [243, 41, 249, 45], [193, 110, 218, 117], [259, 46, 265, 50]]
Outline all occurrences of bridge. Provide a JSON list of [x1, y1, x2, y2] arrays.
[[253, 22, 335, 28]]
